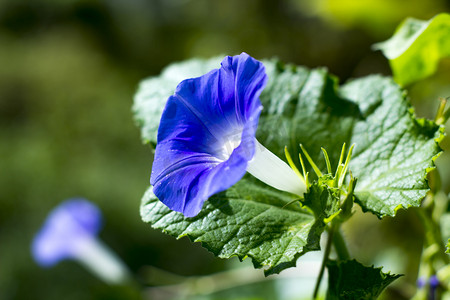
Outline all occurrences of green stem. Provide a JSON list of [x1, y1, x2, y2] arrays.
[[413, 179, 449, 300], [417, 208, 448, 264], [333, 228, 350, 261], [313, 223, 336, 299], [313, 222, 352, 299]]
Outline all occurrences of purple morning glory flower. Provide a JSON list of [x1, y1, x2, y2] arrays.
[[32, 198, 102, 267], [151, 53, 305, 217], [32, 198, 129, 284]]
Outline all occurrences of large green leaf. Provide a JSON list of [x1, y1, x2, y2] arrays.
[[326, 259, 401, 300], [340, 77, 443, 217], [374, 13, 450, 86], [134, 57, 442, 218], [140, 180, 325, 275], [256, 62, 358, 179], [257, 62, 443, 218]]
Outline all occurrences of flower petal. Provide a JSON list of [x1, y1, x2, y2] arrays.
[[151, 53, 267, 217]]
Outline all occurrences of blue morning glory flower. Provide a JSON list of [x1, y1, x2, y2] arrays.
[[151, 53, 306, 217], [32, 198, 102, 267], [32, 198, 129, 284]]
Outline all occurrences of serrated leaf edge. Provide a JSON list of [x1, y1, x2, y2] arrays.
[[349, 76, 445, 218], [140, 186, 324, 276]]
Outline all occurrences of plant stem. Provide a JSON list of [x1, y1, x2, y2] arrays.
[[313, 223, 336, 299], [333, 228, 350, 261]]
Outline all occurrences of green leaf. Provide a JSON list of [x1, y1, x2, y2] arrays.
[[374, 13, 450, 86], [257, 62, 355, 174], [140, 180, 325, 275], [339, 77, 443, 217], [326, 259, 401, 300], [446, 238, 449, 254], [257, 62, 443, 218]]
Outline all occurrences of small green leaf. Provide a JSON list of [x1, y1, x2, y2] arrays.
[[446, 238, 449, 254], [140, 180, 325, 275], [326, 259, 401, 300], [374, 13, 450, 85], [303, 175, 341, 221]]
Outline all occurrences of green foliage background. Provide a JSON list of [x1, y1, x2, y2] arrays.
[[1, 1, 449, 299]]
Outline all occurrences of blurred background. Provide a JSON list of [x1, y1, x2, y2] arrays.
[[1, 0, 449, 299]]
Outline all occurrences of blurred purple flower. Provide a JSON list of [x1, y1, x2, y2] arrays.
[[32, 198, 102, 267], [429, 275, 439, 288], [32, 198, 129, 284], [417, 275, 440, 300], [417, 277, 426, 288]]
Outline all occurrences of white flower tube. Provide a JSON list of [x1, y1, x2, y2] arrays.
[[246, 139, 306, 196], [75, 237, 130, 285]]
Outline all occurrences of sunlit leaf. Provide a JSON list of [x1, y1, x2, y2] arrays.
[[257, 62, 443, 218], [374, 13, 450, 85], [339, 76, 443, 217]]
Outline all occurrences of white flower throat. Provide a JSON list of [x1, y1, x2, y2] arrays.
[[220, 132, 244, 160], [218, 132, 306, 196]]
